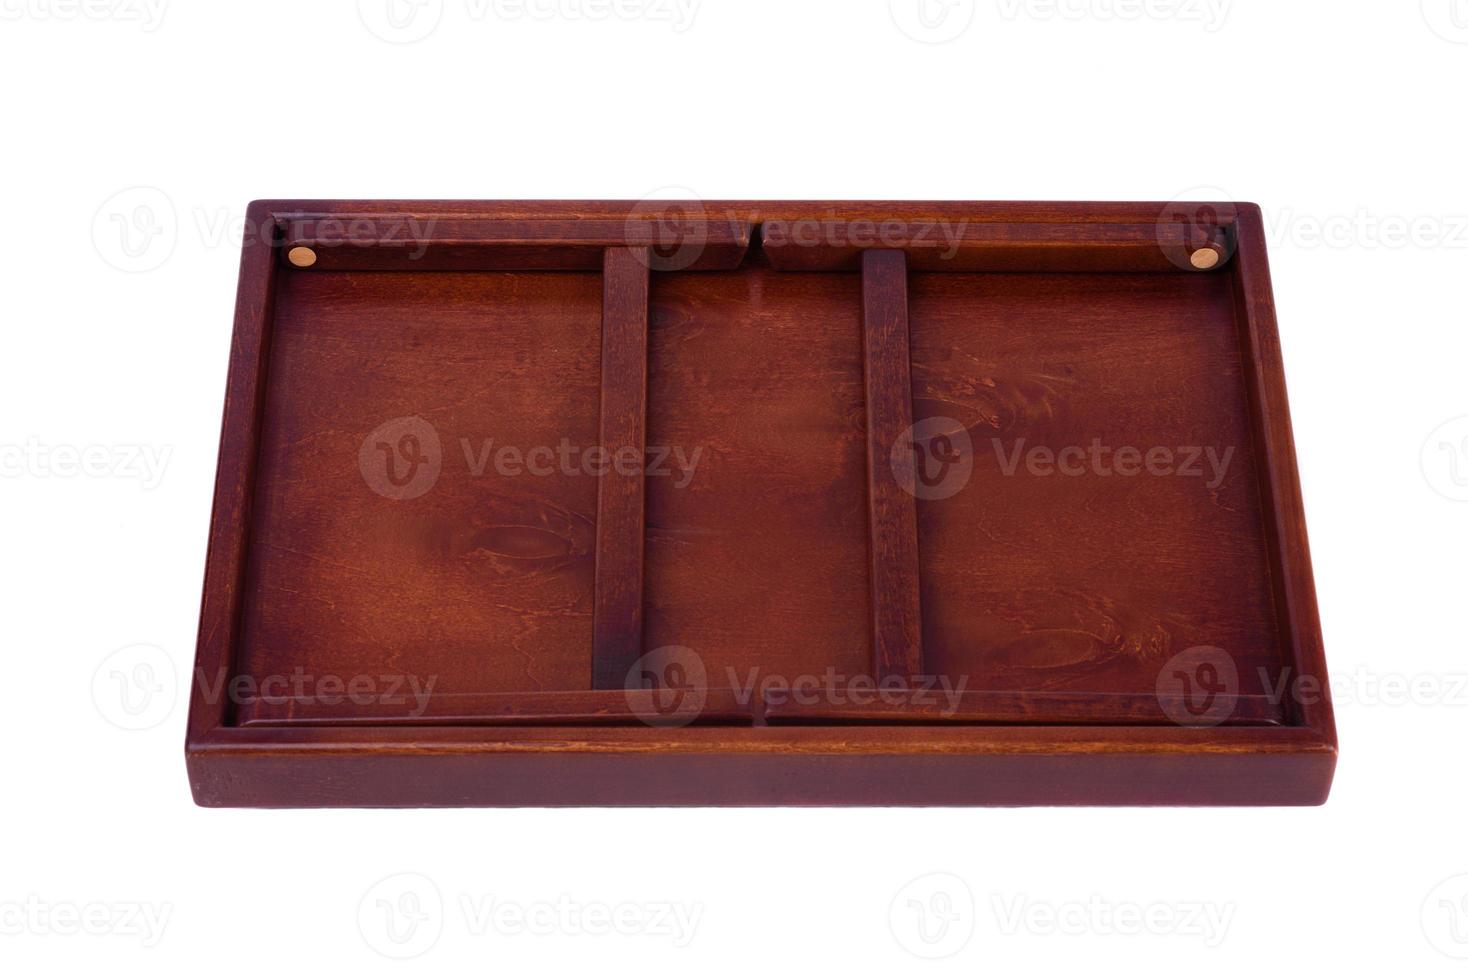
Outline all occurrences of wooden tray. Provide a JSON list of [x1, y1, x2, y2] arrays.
[[186, 200, 1337, 806]]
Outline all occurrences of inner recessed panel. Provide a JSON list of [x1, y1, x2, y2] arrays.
[[643, 268, 873, 687], [234, 269, 602, 718], [909, 271, 1285, 699]]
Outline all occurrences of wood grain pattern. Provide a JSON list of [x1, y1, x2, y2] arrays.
[[232, 269, 602, 719], [761, 690, 1283, 726], [1230, 205, 1334, 735], [239, 688, 753, 726], [861, 250, 923, 681], [591, 247, 650, 689], [282, 217, 751, 271], [764, 221, 1230, 273], [187, 200, 1336, 807], [643, 265, 873, 685], [187, 201, 277, 745], [909, 270, 1283, 702]]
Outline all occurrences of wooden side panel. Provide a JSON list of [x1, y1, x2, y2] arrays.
[[1230, 206, 1335, 738], [187, 724, 1336, 807], [188, 203, 278, 741]]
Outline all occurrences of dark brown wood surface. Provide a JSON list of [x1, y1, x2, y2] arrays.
[[591, 247, 650, 689], [187, 200, 1335, 807], [861, 250, 923, 681]]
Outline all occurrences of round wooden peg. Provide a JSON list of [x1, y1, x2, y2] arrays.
[[287, 246, 318, 268]]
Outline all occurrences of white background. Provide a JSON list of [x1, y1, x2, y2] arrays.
[[2, 0, 1465, 973]]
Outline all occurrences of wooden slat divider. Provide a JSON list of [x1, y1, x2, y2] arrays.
[[591, 246, 652, 688], [861, 249, 924, 682]]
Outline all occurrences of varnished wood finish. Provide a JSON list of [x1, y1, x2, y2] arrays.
[[591, 247, 650, 688], [187, 201, 1336, 807], [909, 270, 1282, 700], [281, 217, 751, 271], [763, 221, 1231, 273], [861, 250, 923, 681], [240, 689, 754, 727], [642, 266, 873, 685], [761, 690, 1284, 726]]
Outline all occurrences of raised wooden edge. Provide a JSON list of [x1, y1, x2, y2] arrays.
[[187, 201, 278, 743], [591, 246, 650, 688], [279, 217, 751, 271], [764, 222, 1233, 272], [861, 250, 924, 680], [237, 689, 753, 727], [1229, 205, 1336, 745], [760, 690, 1284, 726], [186, 725, 1336, 806], [232, 685, 1281, 728], [258, 200, 1244, 224]]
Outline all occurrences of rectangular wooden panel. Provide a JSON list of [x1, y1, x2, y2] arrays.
[[591, 247, 651, 689], [231, 269, 602, 725], [861, 250, 924, 681], [188, 201, 1335, 807], [642, 267, 873, 686], [908, 271, 1283, 705]]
